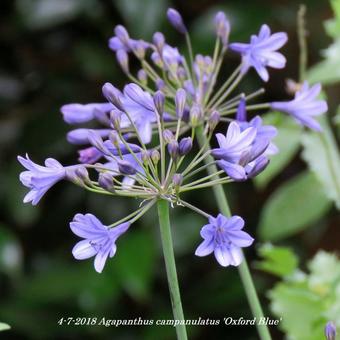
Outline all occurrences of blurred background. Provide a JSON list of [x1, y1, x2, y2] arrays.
[[0, 0, 339, 339]]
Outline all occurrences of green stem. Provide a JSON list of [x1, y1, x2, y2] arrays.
[[196, 126, 271, 340], [157, 200, 188, 340]]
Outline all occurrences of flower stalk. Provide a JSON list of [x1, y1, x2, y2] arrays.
[[157, 199, 187, 340], [196, 125, 271, 340]]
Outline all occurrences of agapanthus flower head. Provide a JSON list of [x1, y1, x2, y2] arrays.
[[195, 214, 254, 267], [270, 81, 328, 131], [18, 155, 77, 205], [70, 213, 129, 273], [230, 24, 288, 81]]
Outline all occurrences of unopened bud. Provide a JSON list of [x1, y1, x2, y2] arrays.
[[102, 82, 123, 110], [116, 49, 129, 74], [114, 25, 130, 44], [208, 110, 220, 130], [190, 104, 202, 126], [153, 32, 165, 51], [236, 96, 247, 122], [214, 12, 230, 47], [325, 321, 336, 340], [178, 137, 192, 156], [175, 88, 186, 118], [132, 40, 146, 59], [167, 140, 179, 160], [117, 159, 137, 175], [151, 149, 160, 164], [153, 91, 165, 115], [109, 130, 119, 146], [137, 69, 147, 85], [167, 8, 187, 34], [156, 78, 165, 90], [173, 173, 183, 187], [141, 149, 151, 163], [163, 129, 174, 143], [98, 172, 114, 191]]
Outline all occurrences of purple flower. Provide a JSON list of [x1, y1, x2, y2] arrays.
[[271, 82, 328, 131], [70, 213, 129, 273], [211, 121, 272, 180], [61, 103, 113, 124], [230, 24, 287, 81], [214, 11, 230, 47], [195, 214, 253, 267], [121, 83, 157, 143], [236, 97, 278, 155], [151, 44, 183, 71], [325, 321, 336, 340], [18, 155, 74, 205]]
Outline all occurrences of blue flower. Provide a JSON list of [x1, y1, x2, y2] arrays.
[[271, 82, 328, 131], [121, 83, 157, 143], [325, 321, 336, 340], [70, 213, 129, 273], [195, 214, 254, 267], [18, 155, 74, 205], [230, 24, 287, 82]]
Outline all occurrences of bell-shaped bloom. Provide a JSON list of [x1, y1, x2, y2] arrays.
[[195, 214, 254, 267], [236, 97, 278, 155], [230, 24, 288, 82], [211, 120, 273, 181], [325, 321, 336, 340], [121, 83, 157, 143], [270, 82, 328, 132], [18, 155, 73, 205], [70, 213, 129, 273]]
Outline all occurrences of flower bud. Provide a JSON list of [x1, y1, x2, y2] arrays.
[[172, 173, 183, 187], [132, 40, 145, 59], [102, 83, 123, 110], [151, 52, 163, 68], [236, 96, 247, 122], [153, 32, 165, 51], [325, 321, 336, 340], [153, 91, 165, 115], [177, 67, 187, 80], [178, 137, 193, 156], [141, 149, 150, 163], [175, 88, 186, 118], [167, 140, 179, 161], [87, 130, 107, 154], [137, 69, 147, 85], [214, 12, 230, 47], [114, 25, 130, 44], [117, 159, 137, 175], [167, 8, 187, 34], [110, 110, 122, 130], [163, 129, 174, 143], [156, 78, 165, 91], [116, 49, 129, 74], [190, 104, 202, 126], [78, 147, 102, 164], [75, 166, 89, 181], [208, 110, 220, 130], [151, 149, 160, 164], [98, 172, 114, 191]]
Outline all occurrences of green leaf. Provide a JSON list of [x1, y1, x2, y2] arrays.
[[255, 112, 301, 189], [259, 171, 332, 241], [307, 39, 340, 85], [114, 0, 169, 38], [301, 117, 340, 209], [0, 323, 10, 331], [114, 230, 157, 302], [269, 283, 327, 340], [255, 243, 298, 277]]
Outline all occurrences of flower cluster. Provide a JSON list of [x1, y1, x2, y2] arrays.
[[18, 8, 327, 273]]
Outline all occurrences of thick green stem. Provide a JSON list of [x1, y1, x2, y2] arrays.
[[196, 126, 271, 340], [157, 200, 188, 340]]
